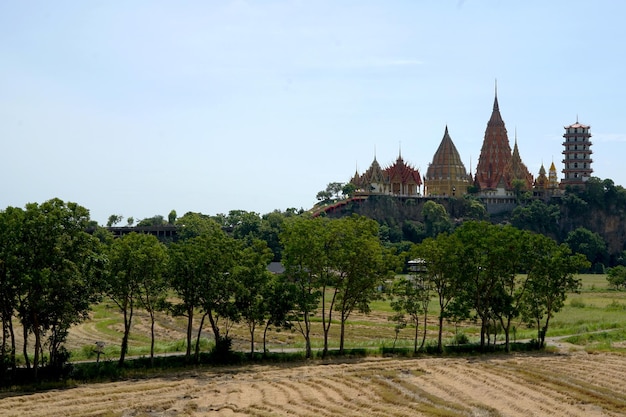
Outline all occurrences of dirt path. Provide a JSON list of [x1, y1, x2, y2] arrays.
[[2, 351, 626, 416]]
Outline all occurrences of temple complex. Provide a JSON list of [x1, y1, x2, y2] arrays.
[[343, 85, 588, 207], [424, 126, 472, 196], [351, 153, 422, 196]]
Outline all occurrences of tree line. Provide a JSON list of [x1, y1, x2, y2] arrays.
[[0, 198, 588, 384]]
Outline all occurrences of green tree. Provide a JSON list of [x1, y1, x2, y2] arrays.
[[565, 227, 607, 270], [233, 239, 274, 358], [135, 236, 168, 366], [453, 221, 511, 350], [107, 232, 162, 366], [168, 210, 177, 225], [107, 214, 124, 227], [390, 272, 430, 354], [342, 182, 357, 198], [195, 231, 240, 359], [261, 274, 298, 356], [260, 210, 288, 261], [176, 212, 222, 241], [606, 265, 626, 290], [522, 242, 589, 347], [415, 233, 462, 353], [332, 216, 388, 354], [490, 227, 533, 352], [281, 217, 324, 358], [168, 237, 208, 362], [17, 199, 105, 378], [511, 200, 560, 236], [422, 201, 452, 237], [0, 207, 25, 376], [137, 215, 167, 227]]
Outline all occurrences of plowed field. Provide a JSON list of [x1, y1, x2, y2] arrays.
[[3, 351, 626, 416]]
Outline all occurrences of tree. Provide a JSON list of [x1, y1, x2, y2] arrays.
[[390, 272, 430, 354], [233, 239, 274, 358], [415, 233, 462, 353], [195, 231, 240, 359], [342, 182, 357, 198], [316, 190, 332, 202], [168, 237, 207, 363], [176, 212, 222, 241], [606, 265, 626, 290], [168, 210, 177, 225], [281, 217, 324, 358], [169, 222, 239, 361], [453, 221, 510, 350], [261, 275, 298, 356], [511, 200, 560, 236], [490, 227, 533, 352], [17, 199, 105, 378], [565, 227, 607, 270], [135, 236, 168, 366], [422, 201, 451, 237], [107, 232, 165, 366], [0, 207, 25, 377], [260, 210, 289, 261], [522, 242, 589, 347], [332, 216, 388, 354], [107, 214, 124, 227], [137, 215, 167, 227]]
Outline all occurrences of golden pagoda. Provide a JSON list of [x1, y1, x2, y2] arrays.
[[424, 126, 471, 196]]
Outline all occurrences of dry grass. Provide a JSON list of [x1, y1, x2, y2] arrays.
[[3, 352, 626, 416]]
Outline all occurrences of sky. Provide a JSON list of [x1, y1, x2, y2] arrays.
[[2, 1, 626, 225]]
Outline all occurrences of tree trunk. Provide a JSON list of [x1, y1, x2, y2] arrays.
[[414, 317, 419, 354], [420, 310, 428, 352], [119, 304, 133, 367], [185, 307, 194, 362], [149, 312, 156, 367], [22, 323, 30, 369], [195, 312, 207, 363], [304, 311, 312, 359], [249, 321, 256, 359], [263, 322, 270, 358], [33, 317, 40, 381], [437, 314, 444, 353], [339, 316, 346, 354], [321, 287, 329, 357]]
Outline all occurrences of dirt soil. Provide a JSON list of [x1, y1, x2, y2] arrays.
[[2, 350, 626, 417]]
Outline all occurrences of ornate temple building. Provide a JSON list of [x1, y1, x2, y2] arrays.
[[561, 120, 593, 187], [533, 161, 560, 197], [423, 126, 472, 196], [351, 153, 422, 196], [474, 89, 534, 196], [341, 85, 590, 210]]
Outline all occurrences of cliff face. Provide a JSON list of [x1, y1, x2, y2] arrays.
[[324, 194, 626, 259]]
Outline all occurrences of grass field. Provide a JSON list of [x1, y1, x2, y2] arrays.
[[49, 273, 626, 361]]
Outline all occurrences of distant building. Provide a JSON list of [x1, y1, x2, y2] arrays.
[[474, 88, 533, 197], [351, 152, 422, 196], [561, 120, 593, 187], [339, 85, 592, 213], [424, 126, 472, 197]]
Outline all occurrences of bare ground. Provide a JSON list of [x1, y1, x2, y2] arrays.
[[2, 350, 626, 417]]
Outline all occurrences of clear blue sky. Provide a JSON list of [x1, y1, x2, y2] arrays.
[[2, 1, 625, 225]]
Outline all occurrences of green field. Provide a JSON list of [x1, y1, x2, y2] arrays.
[[59, 273, 626, 362]]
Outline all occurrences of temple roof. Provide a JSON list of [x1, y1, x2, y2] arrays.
[[386, 155, 422, 185], [474, 89, 512, 190], [565, 121, 590, 129], [506, 138, 534, 189], [425, 126, 469, 181]]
